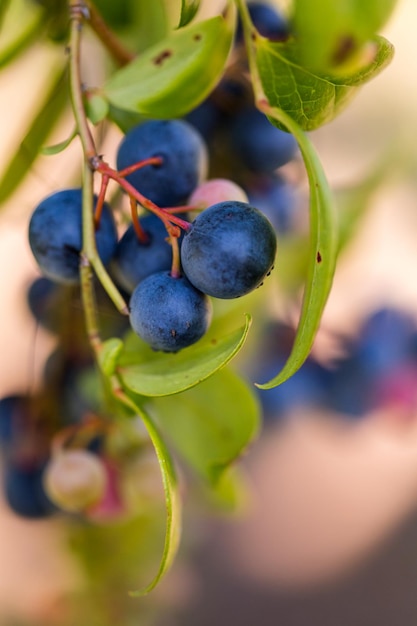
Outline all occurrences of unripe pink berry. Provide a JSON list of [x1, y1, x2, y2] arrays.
[[189, 178, 248, 210], [43, 449, 107, 513]]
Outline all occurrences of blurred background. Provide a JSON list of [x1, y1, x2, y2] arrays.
[[2, 0, 417, 624]]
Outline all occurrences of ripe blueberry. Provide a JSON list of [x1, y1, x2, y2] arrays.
[[116, 119, 208, 207], [28, 188, 117, 285], [111, 213, 176, 293], [129, 271, 212, 352], [180, 201, 277, 299], [230, 107, 298, 173]]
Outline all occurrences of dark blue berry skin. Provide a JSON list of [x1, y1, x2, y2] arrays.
[[26, 277, 68, 333], [184, 99, 223, 143], [111, 214, 176, 293], [28, 189, 118, 285], [236, 2, 289, 42], [116, 120, 208, 207], [246, 175, 299, 234], [4, 461, 55, 519], [129, 272, 212, 352], [230, 107, 298, 173], [180, 201, 277, 299], [356, 308, 416, 377], [257, 359, 331, 420], [0, 395, 24, 445]]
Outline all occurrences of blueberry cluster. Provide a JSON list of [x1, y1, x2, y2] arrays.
[[115, 117, 279, 351], [5, 1, 305, 518], [252, 307, 417, 422], [26, 1, 303, 357]]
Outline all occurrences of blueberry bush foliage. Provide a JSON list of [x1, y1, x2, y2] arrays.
[[0, 0, 397, 613]]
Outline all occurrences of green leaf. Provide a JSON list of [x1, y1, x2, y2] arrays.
[[0, 0, 11, 30], [130, 0, 170, 52], [255, 106, 337, 389], [102, 8, 235, 119], [291, 0, 398, 73], [98, 338, 124, 377], [0, 66, 68, 205], [107, 104, 147, 133], [41, 127, 77, 155], [151, 368, 260, 484], [254, 34, 394, 131], [203, 465, 248, 512], [116, 395, 181, 596], [118, 314, 251, 397], [85, 93, 109, 125], [178, 0, 200, 27], [0, 8, 44, 70]]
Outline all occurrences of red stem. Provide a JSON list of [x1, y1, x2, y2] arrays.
[[94, 174, 109, 227], [96, 161, 192, 232], [118, 156, 163, 178], [170, 235, 181, 279], [130, 196, 149, 242]]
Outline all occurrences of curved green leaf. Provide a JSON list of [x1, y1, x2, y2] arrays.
[[85, 93, 109, 125], [291, 0, 398, 73], [98, 338, 124, 377], [118, 397, 181, 597], [118, 315, 251, 397], [41, 127, 77, 155], [151, 368, 260, 484], [102, 7, 235, 118], [254, 34, 394, 131], [0, 65, 68, 205], [178, 0, 201, 27], [255, 105, 337, 388], [0, 9, 44, 69]]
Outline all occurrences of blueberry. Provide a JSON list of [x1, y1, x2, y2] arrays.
[[111, 214, 175, 293], [180, 201, 277, 299], [28, 188, 118, 285], [230, 107, 298, 173], [257, 358, 331, 420], [236, 2, 289, 42], [4, 461, 55, 519], [129, 272, 212, 352], [116, 120, 208, 207], [0, 395, 26, 445], [26, 276, 72, 333], [325, 353, 374, 418], [184, 99, 223, 143], [356, 308, 416, 377]]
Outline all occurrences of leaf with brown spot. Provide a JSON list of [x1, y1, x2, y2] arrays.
[[103, 9, 235, 119]]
